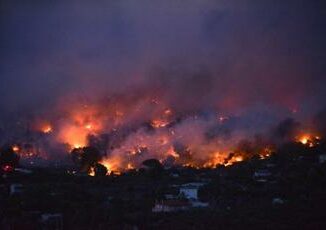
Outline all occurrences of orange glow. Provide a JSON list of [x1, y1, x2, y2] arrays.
[[29, 99, 290, 172], [88, 167, 95, 176], [85, 124, 93, 130], [58, 125, 89, 150], [259, 147, 273, 159], [151, 119, 169, 128], [164, 108, 172, 115], [127, 163, 134, 170], [34, 121, 53, 134], [12, 145, 20, 152], [167, 147, 180, 158], [297, 134, 321, 148], [42, 125, 53, 134], [99, 158, 121, 175], [299, 135, 309, 145], [55, 105, 105, 149], [234, 155, 244, 162]]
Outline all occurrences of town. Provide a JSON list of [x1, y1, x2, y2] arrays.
[[1, 138, 326, 229]]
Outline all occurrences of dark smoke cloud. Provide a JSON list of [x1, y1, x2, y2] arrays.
[[0, 0, 325, 117]]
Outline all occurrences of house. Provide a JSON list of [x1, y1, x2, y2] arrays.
[[253, 169, 272, 182], [10, 183, 24, 195], [272, 198, 285, 205], [153, 182, 209, 212], [319, 154, 326, 164], [152, 200, 191, 212], [178, 182, 206, 200], [15, 167, 32, 174], [40, 213, 63, 230]]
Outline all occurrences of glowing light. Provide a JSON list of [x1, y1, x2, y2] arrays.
[[100, 158, 121, 175], [73, 144, 83, 149], [151, 119, 169, 128], [127, 163, 134, 170], [234, 156, 243, 162], [85, 124, 92, 130], [89, 167, 95, 176], [167, 147, 180, 158], [2, 165, 14, 172], [297, 134, 321, 148], [12, 145, 20, 152], [42, 125, 53, 134], [58, 125, 89, 150], [218, 115, 229, 123], [164, 108, 172, 115], [300, 136, 309, 145]]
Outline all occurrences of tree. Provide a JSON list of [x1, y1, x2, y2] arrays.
[[142, 158, 164, 178], [70, 146, 101, 172], [142, 158, 163, 170], [94, 163, 108, 177], [0, 146, 20, 171]]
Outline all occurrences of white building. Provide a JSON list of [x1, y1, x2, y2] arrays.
[[179, 182, 205, 200], [319, 154, 326, 164], [10, 184, 24, 195]]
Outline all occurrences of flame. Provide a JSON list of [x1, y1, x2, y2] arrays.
[[59, 125, 89, 150], [297, 134, 320, 147], [167, 147, 180, 158], [12, 145, 20, 152], [299, 135, 309, 145], [99, 158, 121, 175], [24, 98, 325, 173], [164, 108, 172, 115], [127, 163, 135, 170], [151, 119, 169, 128], [259, 147, 273, 159], [85, 124, 93, 130], [42, 125, 53, 134], [89, 167, 95, 176]]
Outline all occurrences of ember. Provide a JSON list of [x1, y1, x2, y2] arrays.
[[297, 134, 320, 147], [12, 145, 20, 153], [42, 125, 53, 134]]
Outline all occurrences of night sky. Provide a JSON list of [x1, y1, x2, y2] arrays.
[[1, 0, 325, 117]]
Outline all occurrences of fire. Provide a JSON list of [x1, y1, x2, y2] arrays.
[[297, 134, 320, 147], [89, 167, 95, 176], [259, 147, 273, 159], [12, 145, 20, 153], [167, 147, 180, 158], [234, 156, 244, 162], [299, 135, 309, 145], [34, 121, 53, 134], [204, 152, 229, 167], [18, 98, 324, 174], [127, 163, 134, 170], [224, 155, 244, 167], [42, 125, 53, 134], [57, 124, 91, 150], [85, 124, 93, 130], [73, 144, 83, 149], [151, 119, 170, 128], [164, 108, 172, 115], [99, 158, 121, 175]]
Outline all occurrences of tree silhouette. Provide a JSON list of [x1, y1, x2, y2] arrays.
[[0, 146, 20, 171], [71, 146, 101, 173]]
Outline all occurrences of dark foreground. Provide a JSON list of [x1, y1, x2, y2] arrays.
[[1, 143, 326, 229]]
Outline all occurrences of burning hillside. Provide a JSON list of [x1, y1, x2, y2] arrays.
[[1, 0, 325, 176], [1, 93, 324, 175]]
